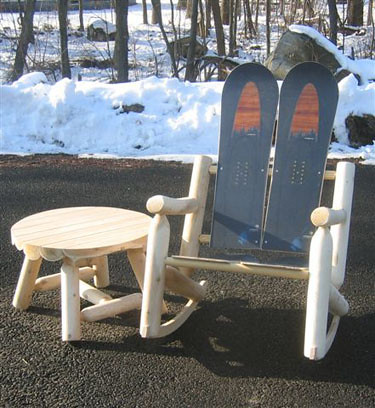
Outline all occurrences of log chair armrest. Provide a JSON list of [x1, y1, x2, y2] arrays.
[[146, 195, 198, 216], [311, 207, 346, 228]]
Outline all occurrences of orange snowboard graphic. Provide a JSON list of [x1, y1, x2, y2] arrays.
[[232, 82, 261, 133], [290, 83, 319, 140]]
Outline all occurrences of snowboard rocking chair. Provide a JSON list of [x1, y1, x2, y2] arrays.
[[140, 62, 355, 360]]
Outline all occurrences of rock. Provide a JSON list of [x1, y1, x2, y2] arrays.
[[346, 114, 375, 147], [78, 58, 112, 69], [265, 29, 344, 80], [87, 19, 116, 42], [120, 104, 145, 114]]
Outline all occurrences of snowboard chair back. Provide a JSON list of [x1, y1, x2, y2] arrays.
[[140, 63, 355, 360]]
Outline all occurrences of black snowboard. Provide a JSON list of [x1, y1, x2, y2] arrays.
[[211, 63, 279, 249], [263, 62, 339, 253]]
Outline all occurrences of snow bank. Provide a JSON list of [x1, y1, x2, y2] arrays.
[[0, 73, 223, 157], [1, 70, 374, 164], [334, 74, 375, 144]]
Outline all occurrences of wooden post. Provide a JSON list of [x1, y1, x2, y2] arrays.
[[61, 259, 81, 341], [92, 256, 110, 288], [330, 162, 355, 289], [304, 227, 333, 360], [140, 214, 170, 338], [180, 155, 212, 276], [12, 256, 42, 310]]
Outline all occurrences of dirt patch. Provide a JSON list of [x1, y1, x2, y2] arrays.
[[0, 154, 187, 170]]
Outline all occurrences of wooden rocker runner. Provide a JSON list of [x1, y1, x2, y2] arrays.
[[140, 62, 355, 360]]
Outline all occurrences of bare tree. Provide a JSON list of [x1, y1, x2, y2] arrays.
[[229, 0, 240, 56], [244, 0, 256, 38], [211, 0, 225, 56], [142, 0, 148, 24], [185, 0, 199, 81], [221, 0, 229, 25], [348, 0, 364, 27], [151, 0, 179, 77], [10, 0, 36, 82], [367, 0, 374, 26], [266, 0, 271, 57], [328, 0, 338, 45], [58, 0, 71, 79], [78, 0, 84, 31], [114, 0, 129, 82]]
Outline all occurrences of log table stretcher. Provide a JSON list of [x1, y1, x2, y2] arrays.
[[11, 206, 151, 341]]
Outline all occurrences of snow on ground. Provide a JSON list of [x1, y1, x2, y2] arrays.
[[0, 4, 374, 164], [1, 67, 374, 164]]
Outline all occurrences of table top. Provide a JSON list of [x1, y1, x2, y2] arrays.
[[11, 207, 151, 259]]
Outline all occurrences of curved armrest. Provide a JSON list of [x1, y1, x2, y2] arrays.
[[147, 195, 198, 215], [311, 207, 346, 227]]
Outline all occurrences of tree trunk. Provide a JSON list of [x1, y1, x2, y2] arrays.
[[221, 0, 230, 25], [367, 0, 373, 26], [229, 0, 239, 56], [328, 0, 338, 45], [244, 0, 256, 38], [114, 0, 129, 83], [255, 0, 260, 30], [211, 0, 225, 56], [205, 0, 212, 35], [58, 0, 71, 79], [142, 0, 148, 24], [266, 0, 271, 57], [185, 0, 199, 81], [348, 0, 364, 27], [10, 0, 36, 82], [151, 0, 179, 77], [79, 0, 84, 31], [186, 0, 193, 18]]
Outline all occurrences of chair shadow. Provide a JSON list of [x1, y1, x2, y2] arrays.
[[75, 297, 374, 387]]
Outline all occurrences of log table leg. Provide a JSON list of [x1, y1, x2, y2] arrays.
[[61, 258, 81, 341], [12, 256, 42, 310], [92, 256, 110, 288], [127, 248, 146, 289]]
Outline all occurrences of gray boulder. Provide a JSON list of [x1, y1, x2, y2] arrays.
[[265, 29, 347, 81], [87, 19, 116, 42]]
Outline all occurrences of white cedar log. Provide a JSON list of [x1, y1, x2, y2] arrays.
[[81, 293, 142, 322], [12, 256, 42, 310], [140, 214, 170, 338], [304, 227, 333, 360], [61, 260, 81, 341], [147, 196, 198, 215], [34, 267, 96, 291], [79, 279, 112, 304], [330, 162, 355, 288], [179, 155, 213, 276], [92, 255, 110, 288]]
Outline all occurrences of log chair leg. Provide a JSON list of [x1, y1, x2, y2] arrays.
[[127, 247, 168, 314], [61, 258, 81, 341], [12, 256, 42, 310], [92, 256, 110, 288]]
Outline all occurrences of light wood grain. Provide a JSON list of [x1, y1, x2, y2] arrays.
[[11, 207, 151, 252]]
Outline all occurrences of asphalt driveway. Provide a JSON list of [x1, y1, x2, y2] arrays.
[[0, 155, 374, 407]]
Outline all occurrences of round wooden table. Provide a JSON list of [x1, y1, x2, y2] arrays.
[[11, 207, 151, 341]]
